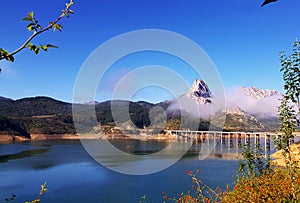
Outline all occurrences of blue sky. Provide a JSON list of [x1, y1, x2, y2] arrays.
[[0, 0, 300, 103]]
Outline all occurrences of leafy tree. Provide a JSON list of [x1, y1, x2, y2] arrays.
[[276, 39, 300, 150], [274, 40, 300, 200], [237, 144, 272, 181], [0, 0, 74, 72]]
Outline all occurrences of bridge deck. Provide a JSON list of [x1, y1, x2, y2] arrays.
[[166, 130, 300, 137]]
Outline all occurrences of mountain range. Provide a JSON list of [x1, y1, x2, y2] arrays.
[[0, 79, 282, 140], [166, 79, 281, 131]]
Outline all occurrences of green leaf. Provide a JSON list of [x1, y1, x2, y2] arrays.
[[27, 23, 35, 31], [0, 49, 14, 62], [7, 54, 14, 62], [40, 44, 58, 51], [26, 43, 33, 48], [22, 17, 32, 21], [23, 12, 34, 22], [28, 12, 34, 20], [34, 47, 40, 54], [53, 24, 63, 32], [40, 45, 48, 52], [46, 44, 59, 48], [27, 44, 40, 54]]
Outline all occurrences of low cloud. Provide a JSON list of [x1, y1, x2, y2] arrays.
[[166, 86, 282, 119], [167, 96, 214, 119], [225, 87, 281, 117]]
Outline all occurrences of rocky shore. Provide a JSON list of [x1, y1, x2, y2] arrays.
[[0, 132, 176, 143], [30, 134, 80, 140], [271, 142, 300, 167], [0, 135, 30, 143]]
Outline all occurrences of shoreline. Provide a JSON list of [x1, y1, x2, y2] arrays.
[[0, 135, 30, 143], [0, 133, 176, 143], [1, 131, 298, 144], [271, 142, 300, 167]]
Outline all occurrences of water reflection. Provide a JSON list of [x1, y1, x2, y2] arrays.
[[108, 139, 172, 155], [0, 136, 282, 167], [0, 140, 95, 171], [0, 148, 49, 163]]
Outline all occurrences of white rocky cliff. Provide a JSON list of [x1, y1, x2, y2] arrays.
[[240, 86, 282, 99], [166, 79, 214, 119], [182, 78, 212, 104]]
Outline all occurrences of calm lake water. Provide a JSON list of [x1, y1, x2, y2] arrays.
[[0, 138, 280, 203]]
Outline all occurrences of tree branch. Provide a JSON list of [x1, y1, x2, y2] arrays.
[[0, 0, 74, 61], [8, 15, 64, 57]]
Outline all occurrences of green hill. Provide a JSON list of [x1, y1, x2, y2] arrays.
[[0, 96, 72, 117], [0, 115, 29, 137], [0, 97, 75, 136], [0, 96, 277, 139]]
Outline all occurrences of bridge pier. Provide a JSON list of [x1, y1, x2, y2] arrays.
[[228, 133, 233, 148], [265, 134, 270, 151], [221, 133, 225, 145], [198, 132, 202, 141], [237, 133, 242, 146], [193, 133, 198, 145], [167, 130, 290, 155], [213, 132, 217, 152], [246, 134, 251, 145], [254, 134, 260, 145]]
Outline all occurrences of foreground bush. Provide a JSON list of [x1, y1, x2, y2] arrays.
[[222, 167, 300, 203], [162, 167, 300, 203]]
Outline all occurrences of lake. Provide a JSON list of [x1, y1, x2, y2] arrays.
[[0, 138, 277, 203]]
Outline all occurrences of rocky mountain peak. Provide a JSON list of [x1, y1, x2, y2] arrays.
[[240, 86, 282, 99], [182, 79, 212, 104]]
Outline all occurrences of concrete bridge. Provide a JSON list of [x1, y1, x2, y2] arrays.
[[166, 130, 299, 152]]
